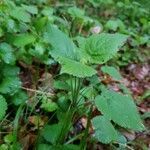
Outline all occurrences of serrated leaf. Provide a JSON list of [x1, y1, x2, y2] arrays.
[[95, 89, 145, 131], [13, 34, 36, 47], [84, 33, 128, 64], [22, 4, 38, 14], [0, 77, 21, 94], [12, 90, 28, 105], [2, 65, 20, 77], [101, 66, 122, 80], [10, 7, 31, 22], [92, 116, 118, 143], [44, 24, 96, 77], [58, 57, 96, 78], [44, 23, 77, 60], [0, 43, 16, 64], [0, 95, 7, 120]]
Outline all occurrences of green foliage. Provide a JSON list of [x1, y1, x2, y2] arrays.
[[12, 34, 36, 47], [0, 43, 16, 64], [0, 95, 7, 120], [54, 80, 70, 91], [0, 0, 148, 149], [101, 66, 122, 80], [68, 7, 85, 19], [83, 33, 128, 64], [38, 144, 80, 150], [0, 77, 21, 94], [58, 57, 96, 78], [10, 7, 31, 23], [22, 4, 38, 15], [12, 90, 28, 106], [0, 64, 21, 96], [42, 124, 62, 144], [44, 23, 96, 77], [105, 19, 125, 32], [44, 23, 77, 60], [40, 97, 58, 112], [2, 65, 20, 76], [95, 89, 144, 131], [44, 23, 127, 78], [92, 116, 118, 143]]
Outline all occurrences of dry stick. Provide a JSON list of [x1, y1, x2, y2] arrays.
[[21, 87, 54, 96]]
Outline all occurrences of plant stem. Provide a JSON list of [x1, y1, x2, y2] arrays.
[[65, 133, 84, 145], [13, 103, 25, 149], [56, 76, 82, 144], [56, 106, 74, 144]]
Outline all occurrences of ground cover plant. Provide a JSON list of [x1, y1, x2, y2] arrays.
[[0, 0, 149, 150]]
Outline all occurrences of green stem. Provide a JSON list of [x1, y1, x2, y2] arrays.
[[56, 76, 82, 144], [13, 103, 25, 149], [65, 133, 84, 145], [56, 106, 74, 144]]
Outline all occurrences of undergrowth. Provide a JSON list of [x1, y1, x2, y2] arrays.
[[0, 0, 149, 150]]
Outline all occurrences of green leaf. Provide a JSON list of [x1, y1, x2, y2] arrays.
[[83, 33, 128, 64], [0, 77, 21, 94], [81, 86, 97, 99], [2, 65, 20, 77], [58, 57, 96, 78], [40, 98, 58, 112], [42, 7, 54, 16], [29, 43, 45, 56], [38, 144, 80, 150], [105, 19, 125, 31], [12, 90, 28, 105], [10, 7, 31, 23], [43, 24, 97, 78], [54, 80, 70, 91], [105, 20, 119, 31], [0, 43, 16, 64], [44, 23, 77, 60], [34, 17, 48, 31], [0, 95, 7, 121], [68, 7, 85, 19], [22, 4, 38, 14], [13, 34, 36, 47], [92, 116, 118, 143], [61, 145, 80, 150], [4, 133, 14, 144], [42, 124, 61, 144], [141, 111, 150, 119], [101, 66, 122, 80], [95, 89, 145, 131], [43, 24, 97, 77], [38, 144, 52, 150], [142, 89, 150, 99]]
